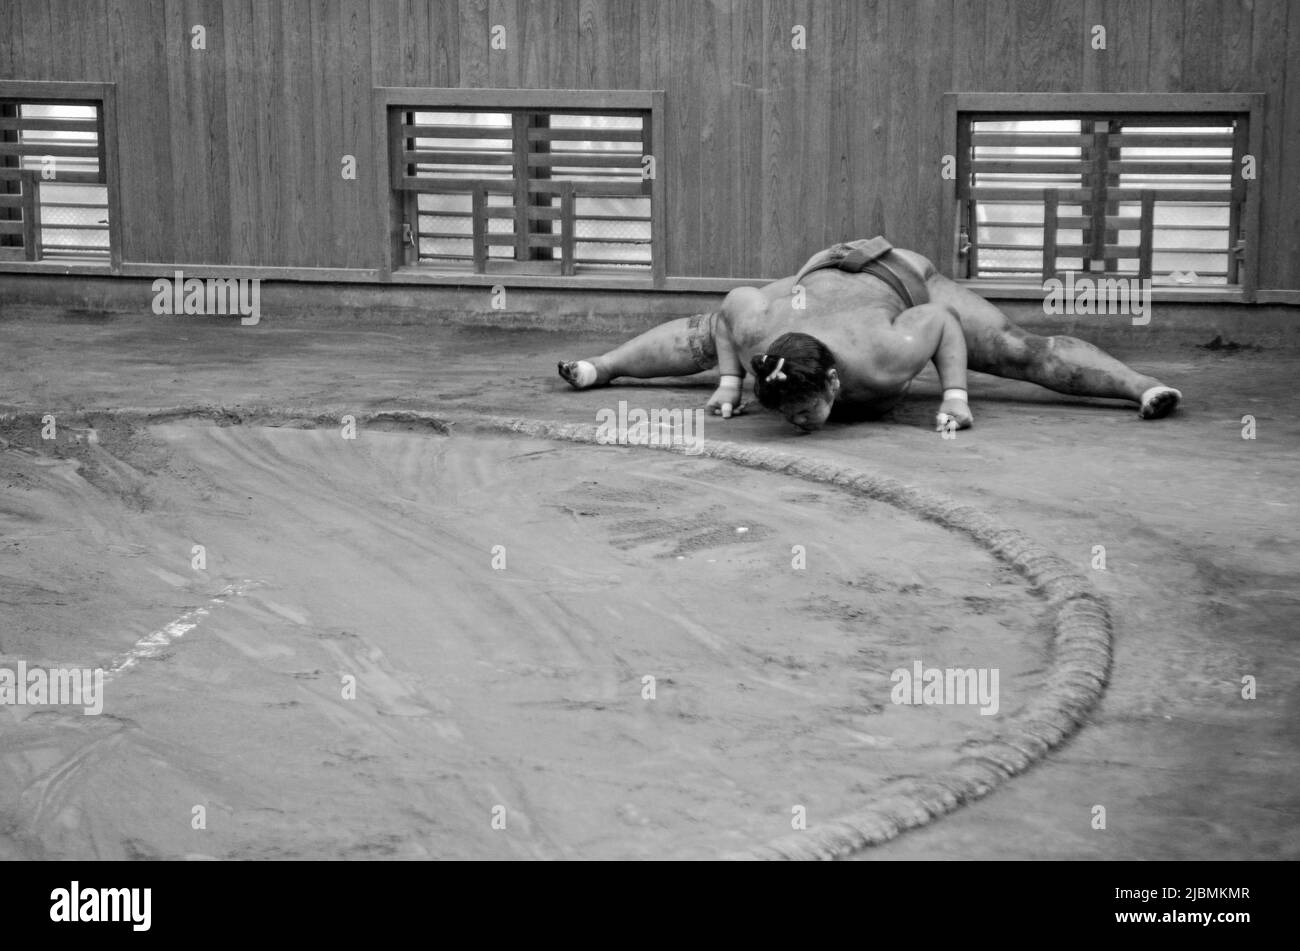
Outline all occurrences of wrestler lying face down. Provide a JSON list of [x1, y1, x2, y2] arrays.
[[558, 237, 1181, 433]]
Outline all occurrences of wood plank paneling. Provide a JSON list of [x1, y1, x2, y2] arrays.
[[636, 1, 668, 110], [1082, 0, 1104, 90], [340, 0, 375, 268], [225, 0, 257, 265], [206, 0, 232, 263], [308, 1, 331, 268], [402, 0, 432, 86], [104, 0, 174, 262], [1017, 0, 1082, 94], [458, 0, 491, 88], [821, 0, 855, 251], [576, 0, 612, 88], [284, 0, 317, 266], [20, 0, 54, 81], [790, 0, 818, 256], [521, 0, 576, 89], [1279, 3, 1300, 290], [1097, 0, 1153, 92], [730, 0, 763, 277], [915, 0, 955, 263], [429, 0, 460, 86], [668, 0, 701, 275], [885, 0, 917, 248], [55, 0, 109, 82], [369, 0, 400, 86], [1220, 0, 1254, 92], [165, 0, 230, 264], [249, 0, 282, 264], [698, 0, 731, 274], [0, 0, 1295, 289], [487, 0, 521, 88], [314, 1, 343, 268], [947, 0, 984, 267], [760, 0, 797, 275], [610, 1, 640, 89], [982, 0, 1020, 91], [0, 3, 16, 80], [1250, 0, 1291, 290], [851, 1, 886, 251], [1183, 0, 1224, 91], [1148, 0, 1186, 92], [634, 0, 669, 268]]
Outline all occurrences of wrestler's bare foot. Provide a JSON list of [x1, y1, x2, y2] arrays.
[[558, 360, 601, 390], [1139, 385, 1182, 419]]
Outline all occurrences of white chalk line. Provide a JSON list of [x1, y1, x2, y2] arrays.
[[107, 580, 260, 677]]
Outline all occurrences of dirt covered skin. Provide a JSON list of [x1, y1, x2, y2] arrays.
[[0, 420, 1044, 859]]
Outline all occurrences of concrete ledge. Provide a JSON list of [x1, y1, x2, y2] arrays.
[[1, 272, 1296, 347]]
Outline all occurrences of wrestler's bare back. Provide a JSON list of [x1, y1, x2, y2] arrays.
[[720, 249, 952, 408]]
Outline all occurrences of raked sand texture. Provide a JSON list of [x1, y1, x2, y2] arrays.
[[0, 416, 1070, 860]]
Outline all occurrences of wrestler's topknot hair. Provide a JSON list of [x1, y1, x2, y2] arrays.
[[751, 332, 835, 410]]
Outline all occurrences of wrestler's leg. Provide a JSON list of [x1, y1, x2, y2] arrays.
[[558, 316, 708, 389], [927, 276, 1181, 418]]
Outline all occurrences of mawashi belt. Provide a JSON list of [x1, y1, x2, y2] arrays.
[[792, 237, 929, 309]]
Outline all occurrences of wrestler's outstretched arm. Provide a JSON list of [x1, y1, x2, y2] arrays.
[[929, 307, 973, 432], [881, 303, 973, 431], [704, 311, 746, 418]]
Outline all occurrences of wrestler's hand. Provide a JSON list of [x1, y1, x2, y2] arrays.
[[705, 377, 745, 419], [935, 395, 973, 432]]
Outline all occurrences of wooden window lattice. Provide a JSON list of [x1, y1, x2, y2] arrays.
[[957, 114, 1246, 286], [0, 100, 109, 262], [392, 108, 653, 276]]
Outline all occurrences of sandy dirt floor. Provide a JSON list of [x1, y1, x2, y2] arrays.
[[0, 305, 1296, 860], [0, 420, 1043, 859]]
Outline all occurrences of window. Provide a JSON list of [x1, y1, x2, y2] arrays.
[[946, 94, 1262, 295], [382, 89, 661, 281], [0, 99, 110, 263]]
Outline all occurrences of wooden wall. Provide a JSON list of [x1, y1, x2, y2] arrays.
[[2, 0, 1297, 288]]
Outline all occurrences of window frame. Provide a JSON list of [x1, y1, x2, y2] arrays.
[[373, 87, 666, 288], [942, 92, 1264, 303], [0, 81, 121, 273]]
